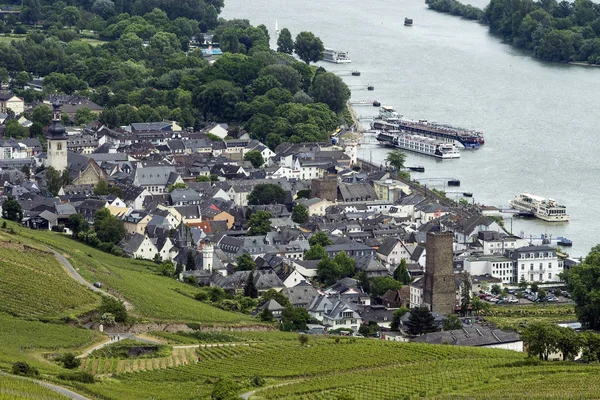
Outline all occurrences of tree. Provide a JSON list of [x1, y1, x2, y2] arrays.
[[564, 249, 600, 329], [291, 204, 309, 224], [316, 258, 339, 287], [247, 210, 272, 236], [518, 277, 529, 291], [470, 296, 490, 316], [186, 250, 196, 271], [0, 68, 9, 87], [259, 307, 274, 322], [247, 184, 287, 205], [93, 180, 111, 195], [309, 72, 350, 113], [393, 259, 411, 285], [196, 175, 211, 182], [390, 308, 410, 331], [157, 261, 175, 277], [75, 107, 95, 125], [61, 6, 80, 28], [45, 166, 71, 196], [281, 305, 310, 331], [3, 120, 29, 139], [243, 150, 264, 168], [259, 289, 291, 308], [294, 31, 324, 64], [304, 244, 328, 261], [405, 307, 437, 336], [459, 272, 472, 317], [556, 326, 583, 361], [94, 211, 126, 245], [99, 296, 127, 323], [244, 271, 258, 298], [581, 331, 600, 362], [386, 150, 407, 172], [2, 199, 23, 222], [530, 282, 539, 293], [277, 28, 294, 54], [31, 104, 52, 126], [12, 362, 39, 378], [298, 333, 309, 345], [369, 276, 402, 297], [359, 321, 380, 337], [491, 284, 502, 295], [211, 376, 239, 400], [236, 254, 257, 271], [309, 232, 332, 247], [61, 353, 81, 369], [68, 214, 89, 236], [167, 182, 187, 192], [442, 315, 463, 331], [29, 122, 43, 138], [521, 322, 560, 360]]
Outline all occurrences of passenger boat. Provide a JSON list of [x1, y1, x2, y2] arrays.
[[371, 106, 484, 149], [405, 18, 413, 26], [557, 237, 573, 246], [509, 193, 569, 222], [323, 49, 351, 63], [375, 130, 460, 159]]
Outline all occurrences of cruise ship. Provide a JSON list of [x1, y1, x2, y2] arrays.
[[509, 193, 569, 222], [371, 106, 484, 149], [375, 130, 460, 159], [323, 49, 351, 63]]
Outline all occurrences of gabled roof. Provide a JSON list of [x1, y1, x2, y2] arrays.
[[377, 237, 401, 256], [412, 326, 521, 347]]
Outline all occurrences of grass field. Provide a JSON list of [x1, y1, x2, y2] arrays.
[[2, 221, 257, 324], [0, 374, 69, 399], [483, 304, 576, 330], [0, 235, 101, 319]]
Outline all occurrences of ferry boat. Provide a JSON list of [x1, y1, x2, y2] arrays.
[[323, 49, 351, 63], [371, 106, 484, 149], [375, 130, 460, 159], [509, 193, 569, 222]]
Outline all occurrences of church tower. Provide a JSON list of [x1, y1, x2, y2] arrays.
[[199, 239, 214, 273], [46, 103, 68, 172]]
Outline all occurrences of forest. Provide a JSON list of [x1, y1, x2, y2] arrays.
[[0, 0, 350, 148], [427, 0, 600, 63]]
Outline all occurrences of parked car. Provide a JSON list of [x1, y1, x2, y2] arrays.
[[93, 282, 102, 288], [507, 297, 519, 303], [561, 291, 570, 298]]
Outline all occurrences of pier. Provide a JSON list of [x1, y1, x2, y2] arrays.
[[349, 100, 380, 106]]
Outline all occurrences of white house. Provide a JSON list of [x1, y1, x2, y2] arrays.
[[208, 124, 228, 139], [0, 94, 24, 115], [322, 300, 362, 332], [409, 277, 424, 308], [121, 233, 159, 260], [377, 237, 412, 267]]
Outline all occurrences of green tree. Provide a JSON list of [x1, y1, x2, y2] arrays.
[[442, 315, 463, 331], [393, 259, 411, 285], [564, 248, 600, 329], [281, 305, 310, 331], [248, 184, 287, 205], [491, 284, 502, 295], [236, 253, 256, 271], [61, 353, 81, 369], [298, 333, 309, 345], [518, 277, 529, 290], [75, 107, 96, 125], [309, 232, 332, 247], [244, 271, 258, 298], [2, 199, 23, 222], [259, 288, 291, 307], [470, 296, 490, 316], [93, 180, 111, 195], [196, 175, 211, 182], [386, 150, 407, 172], [390, 308, 410, 331], [530, 282, 539, 293], [405, 307, 437, 336], [68, 213, 89, 235], [294, 31, 324, 64], [3, 120, 29, 139], [243, 150, 264, 168], [304, 244, 328, 261], [369, 276, 402, 297], [167, 183, 187, 192], [580, 331, 600, 362], [94, 211, 126, 245], [277, 28, 294, 54], [259, 307, 274, 322], [211, 376, 239, 400], [12, 361, 39, 378], [29, 122, 43, 138], [459, 272, 472, 317], [291, 203, 309, 224], [157, 261, 175, 277], [334, 251, 355, 277], [316, 257, 339, 286], [247, 210, 272, 236], [309, 72, 350, 113], [0, 68, 9, 87], [31, 104, 53, 126], [521, 322, 560, 360], [61, 6, 80, 28], [99, 296, 127, 323], [556, 326, 583, 361]]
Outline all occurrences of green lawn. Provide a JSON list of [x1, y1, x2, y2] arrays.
[[78, 37, 107, 46], [3, 221, 257, 324], [0, 235, 101, 320]]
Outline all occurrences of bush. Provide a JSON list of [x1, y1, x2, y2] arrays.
[[57, 371, 95, 383], [252, 375, 265, 387], [298, 334, 309, 346], [99, 297, 127, 323], [60, 353, 81, 369], [194, 291, 209, 301], [12, 361, 39, 377]]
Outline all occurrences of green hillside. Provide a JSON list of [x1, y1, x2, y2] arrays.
[[3, 221, 257, 324], [0, 236, 101, 319], [0, 373, 69, 399]]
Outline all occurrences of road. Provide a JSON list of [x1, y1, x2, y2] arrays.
[[77, 333, 163, 358], [0, 371, 90, 400], [46, 246, 133, 310]]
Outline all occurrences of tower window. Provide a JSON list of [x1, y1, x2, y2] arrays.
[[48, 142, 51, 150], [57, 143, 62, 151]]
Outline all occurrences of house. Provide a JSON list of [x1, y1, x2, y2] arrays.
[[325, 242, 376, 258], [0, 93, 24, 115], [354, 255, 389, 277], [256, 299, 285, 320], [281, 282, 318, 308], [373, 179, 411, 202], [338, 182, 378, 203], [322, 300, 362, 332], [377, 237, 412, 267], [296, 197, 333, 216], [120, 185, 151, 210], [509, 245, 563, 283], [412, 326, 523, 352], [131, 164, 183, 194], [380, 288, 410, 309], [208, 123, 228, 139], [409, 276, 424, 308], [212, 269, 285, 295], [170, 188, 202, 206], [358, 304, 396, 328], [477, 231, 529, 256], [120, 233, 159, 260], [123, 211, 152, 235], [308, 294, 334, 322]]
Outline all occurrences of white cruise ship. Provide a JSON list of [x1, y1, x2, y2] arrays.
[[509, 193, 569, 222], [323, 49, 351, 63], [376, 131, 460, 159]]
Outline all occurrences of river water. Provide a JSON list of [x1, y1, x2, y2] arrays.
[[222, 0, 600, 258]]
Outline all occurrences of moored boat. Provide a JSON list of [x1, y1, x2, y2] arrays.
[[405, 18, 413, 26], [376, 130, 460, 159], [323, 49, 351, 63], [509, 193, 569, 222]]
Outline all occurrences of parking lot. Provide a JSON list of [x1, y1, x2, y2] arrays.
[[476, 289, 573, 305]]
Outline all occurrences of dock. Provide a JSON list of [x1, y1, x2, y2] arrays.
[[349, 100, 380, 106]]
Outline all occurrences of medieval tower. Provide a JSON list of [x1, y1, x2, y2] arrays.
[[46, 103, 68, 172], [423, 231, 455, 315], [199, 239, 214, 273]]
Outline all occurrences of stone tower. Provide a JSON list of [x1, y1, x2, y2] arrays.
[[423, 231, 455, 315], [46, 103, 68, 172], [199, 239, 214, 272]]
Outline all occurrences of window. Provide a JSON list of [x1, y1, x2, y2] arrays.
[[548, 273, 552, 279], [530, 263, 534, 270], [548, 262, 552, 269]]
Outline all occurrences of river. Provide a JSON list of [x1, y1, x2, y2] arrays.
[[222, 0, 600, 258]]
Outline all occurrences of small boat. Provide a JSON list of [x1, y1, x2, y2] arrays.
[[557, 237, 572, 247], [404, 18, 413, 26], [275, 20, 280, 35], [351, 71, 361, 76], [448, 179, 460, 187], [367, 85, 374, 91], [372, 100, 381, 107], [408, 166, 425, 172], [462, 192, 473, 197]]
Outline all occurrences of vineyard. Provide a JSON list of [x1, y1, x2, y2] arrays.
[[0, 374, 69, 399], [0, 237, 101, 319], [483, 304, 576, 330], [3, 222, 258, 324]]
